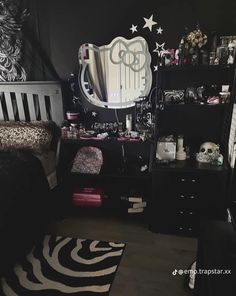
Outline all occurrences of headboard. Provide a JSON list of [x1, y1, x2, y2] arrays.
[[0, 81, 64, 126]]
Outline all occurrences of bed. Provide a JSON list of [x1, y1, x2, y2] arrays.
[[0, 81, 64, 188], [0, 81, 64, 275]]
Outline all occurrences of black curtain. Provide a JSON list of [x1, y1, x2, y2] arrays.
[[20, 0, 60, 81]]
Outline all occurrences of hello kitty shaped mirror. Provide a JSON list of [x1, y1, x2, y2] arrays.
[[78, 36, 152, 109]]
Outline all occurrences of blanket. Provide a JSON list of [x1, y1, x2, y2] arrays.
[[0, 150, 51, 275]]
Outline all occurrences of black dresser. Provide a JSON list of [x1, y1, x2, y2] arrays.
[[149, 160, 229, 236]]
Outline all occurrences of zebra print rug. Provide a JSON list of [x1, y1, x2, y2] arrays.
[[0, 235, 125, 295]]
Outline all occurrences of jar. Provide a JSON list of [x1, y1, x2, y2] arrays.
[[70, 123, 78, 138], [201, 50, 208, 65], [61, 126, 68, 138]]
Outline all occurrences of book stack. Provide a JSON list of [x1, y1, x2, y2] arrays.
[[121, 196, 147, 213], [72, 187, 104, 208]]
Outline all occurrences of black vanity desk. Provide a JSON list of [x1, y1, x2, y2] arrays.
[[149, 159, 229, 237], [58, 136, 152, 206]]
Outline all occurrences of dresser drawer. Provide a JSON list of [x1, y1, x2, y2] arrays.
[[150, 168, 228, 236], [173, 172, 227, 202], [175, 224, 198, 236], [149, 207, 198, 236], [175, 208, 198, 232]]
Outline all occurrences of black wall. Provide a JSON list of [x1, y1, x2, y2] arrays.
[[23, 0, 236, 121]]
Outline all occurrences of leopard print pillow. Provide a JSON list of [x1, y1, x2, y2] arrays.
[[0, 121, 56, 154]]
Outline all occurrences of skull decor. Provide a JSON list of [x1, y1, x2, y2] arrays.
[[196, 142, 223, 165]]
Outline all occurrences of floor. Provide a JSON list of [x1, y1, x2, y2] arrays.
[[48, 209, 197, 296]]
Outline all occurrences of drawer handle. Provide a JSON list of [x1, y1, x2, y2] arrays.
[[180, 178, 186, 182], [179, 211, 194, 215], [191, 179, 196, 182], [188, 227, 192, 231], [189, 195, 195, 199], [179, 194, 185, 198], [179, 227, 183, 230]]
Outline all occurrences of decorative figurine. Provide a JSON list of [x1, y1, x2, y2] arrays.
[[227, 46, 235, 64], [196, 142, 223, 165], [185, 87, 198, 104], [178, 38, 185, 66], [174, 49, 180, 65]]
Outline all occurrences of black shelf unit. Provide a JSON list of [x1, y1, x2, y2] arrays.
[[155, 65, 235, 149], [157, 64, 235, 72], [156, 65, 235, 90], [59, 137, 151, 178], [149, 64, 236, 237], [58, 137, 152, 211]]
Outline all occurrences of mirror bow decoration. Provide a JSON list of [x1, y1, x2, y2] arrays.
[[78, 36, 152, 109]]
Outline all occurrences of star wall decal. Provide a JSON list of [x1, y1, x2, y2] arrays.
[[143, 14, 157, 31], [154, 65, 158, 72], [130, 24, 138, 34], [156, 27, 163, 34], [153, 42, 166, 56]]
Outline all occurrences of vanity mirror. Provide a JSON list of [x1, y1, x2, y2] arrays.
[[78, 36, 152, 109]]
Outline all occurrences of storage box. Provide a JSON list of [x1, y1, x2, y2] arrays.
[[156, 140, 176, 161], [72, 187, 104, 207]]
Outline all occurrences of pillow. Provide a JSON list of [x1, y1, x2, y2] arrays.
[[0, 121, 57, 154]]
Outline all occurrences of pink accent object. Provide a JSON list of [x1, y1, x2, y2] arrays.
[[117, 137, 140, 142], [207, 96, 220, 105], [66, 112, 79, 121], [72, 187, 104, 207]]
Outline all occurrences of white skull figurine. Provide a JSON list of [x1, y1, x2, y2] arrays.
[[196, 142, 219, 163]]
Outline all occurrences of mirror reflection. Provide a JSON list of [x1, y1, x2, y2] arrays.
[[78, 36, 152, 109]]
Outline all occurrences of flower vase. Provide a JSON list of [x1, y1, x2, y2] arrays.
[[190, 47, 200, 66]]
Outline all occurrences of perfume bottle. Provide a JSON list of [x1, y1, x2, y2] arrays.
[[227, 37, 235, 64], [178, 38, 185, 66], [209, 31, 217, 65], [126, 114, 132, 132], [216, 36, 229, 65], [176, 135, 186, 161]]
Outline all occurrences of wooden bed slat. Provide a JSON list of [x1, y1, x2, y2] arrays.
[[4, 92, 15, 120], [26, 93, 37, 121], [0, 81, 64, 126], [50, 93, 64, 127], [15, 92, 26, 121], [0, 93, 4, 120], [38, 94, 48, 121]]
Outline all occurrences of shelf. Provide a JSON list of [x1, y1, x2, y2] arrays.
[[61, 137, 149, 145], [152, 158, 229, 173], [158, 64, 235, 72], [163, 103, 229, 108], [70, 172, 151, 180]]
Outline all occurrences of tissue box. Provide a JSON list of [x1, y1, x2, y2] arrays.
[[156, 137, 176, 161]]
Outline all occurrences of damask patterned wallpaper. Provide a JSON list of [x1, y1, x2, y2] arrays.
[[0, 0, 28, 81]]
